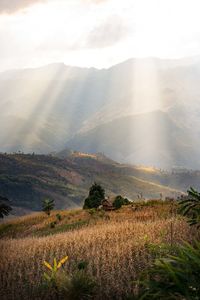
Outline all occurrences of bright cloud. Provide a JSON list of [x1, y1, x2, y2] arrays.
[[0, 0, 200, 71]]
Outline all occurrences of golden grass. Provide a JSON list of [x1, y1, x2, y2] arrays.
[[0, 204, 199, 299]]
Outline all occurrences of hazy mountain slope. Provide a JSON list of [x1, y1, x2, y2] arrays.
[[0, 64, 113, 152], [0, 152, 182, 215], [1, 57, 200, 168], [66, 110, 199, 169]]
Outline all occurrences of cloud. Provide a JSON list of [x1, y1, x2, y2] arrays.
[[86, 15, 131, 48], [83, 0, 108, 4], [0, 0, 46, 14]]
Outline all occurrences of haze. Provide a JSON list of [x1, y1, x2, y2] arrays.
[[0, 0, 200, 71], [0, 0, 200, 170]]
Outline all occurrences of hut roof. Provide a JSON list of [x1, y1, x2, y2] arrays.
[[102, 196, 115, 206]]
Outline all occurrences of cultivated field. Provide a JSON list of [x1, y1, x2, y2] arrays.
[[0, 202, 199, 300]]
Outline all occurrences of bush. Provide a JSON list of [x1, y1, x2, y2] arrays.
[[137, 241, 200, 300], [113, 195, 131, 209]]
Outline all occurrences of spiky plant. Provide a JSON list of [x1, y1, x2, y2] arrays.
[[43, 256, 68, 285], [0, 196, 12, 218], [179, 187, 200, 227], [137, 241, 200, 300], [43, 256, 96, 300]]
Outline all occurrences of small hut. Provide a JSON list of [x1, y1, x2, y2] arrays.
[[101, 197, 115, 211]]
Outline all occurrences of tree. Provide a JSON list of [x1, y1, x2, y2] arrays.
[[42, 199, 55, 216], [0, 196, 12, 218], [83, 182, 105, 209], [113, 195, 124, 209], [123, 197, 131, 205], [113, 195, 130, 210]]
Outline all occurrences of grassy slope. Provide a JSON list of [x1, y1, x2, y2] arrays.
[[0, 152, 182, 214], [0, 202, 175, 239], [0, 202, 199, 300]]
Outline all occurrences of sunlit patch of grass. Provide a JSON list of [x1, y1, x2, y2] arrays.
[[0, 209, 90, 238], [35, 220, 90, 237], [135, 166, 159, 173]]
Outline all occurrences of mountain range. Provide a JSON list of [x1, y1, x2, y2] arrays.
[[1, 151, 199, 215], [1, 56, 200, 169]]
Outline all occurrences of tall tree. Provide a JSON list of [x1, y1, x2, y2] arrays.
[[83, 182, 105, 209]]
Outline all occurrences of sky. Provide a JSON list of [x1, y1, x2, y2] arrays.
[[0, 0, 200, 71]]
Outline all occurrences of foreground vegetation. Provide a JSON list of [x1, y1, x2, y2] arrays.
[[0, 200, 199, 299], [137, 241, 200, 299]]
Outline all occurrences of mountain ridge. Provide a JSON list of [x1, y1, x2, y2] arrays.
[[1, 56, 200, 168], [0, 151, 187, 215]]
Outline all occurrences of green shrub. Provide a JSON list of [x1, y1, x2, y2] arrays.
[[146, 242, 178, 260], [113, 195, 131, 209], [50, 221, 56, 228], [56, 213, 62, 221], [137, 241, 200, 299], [179, 187, 200, 227]]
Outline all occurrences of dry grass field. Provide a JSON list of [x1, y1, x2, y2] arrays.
[[0, 202, 199, 300]]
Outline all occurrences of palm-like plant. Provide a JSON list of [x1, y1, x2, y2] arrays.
[[137, 241, 200, 300], [43, 256, 68, 284], [179, 187, 200, 227], [0, 196, 12, 218], [42, 199, 55, 216]]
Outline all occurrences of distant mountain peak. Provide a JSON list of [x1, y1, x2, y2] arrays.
[[1, 56, 200, 169]]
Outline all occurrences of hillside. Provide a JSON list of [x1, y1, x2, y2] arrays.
[[67, 110, 198, 169], [1, 57, 200, 168], [0, 152, 184, 215], [0, 202, 174, 239], [0, 201, 199, 300]]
